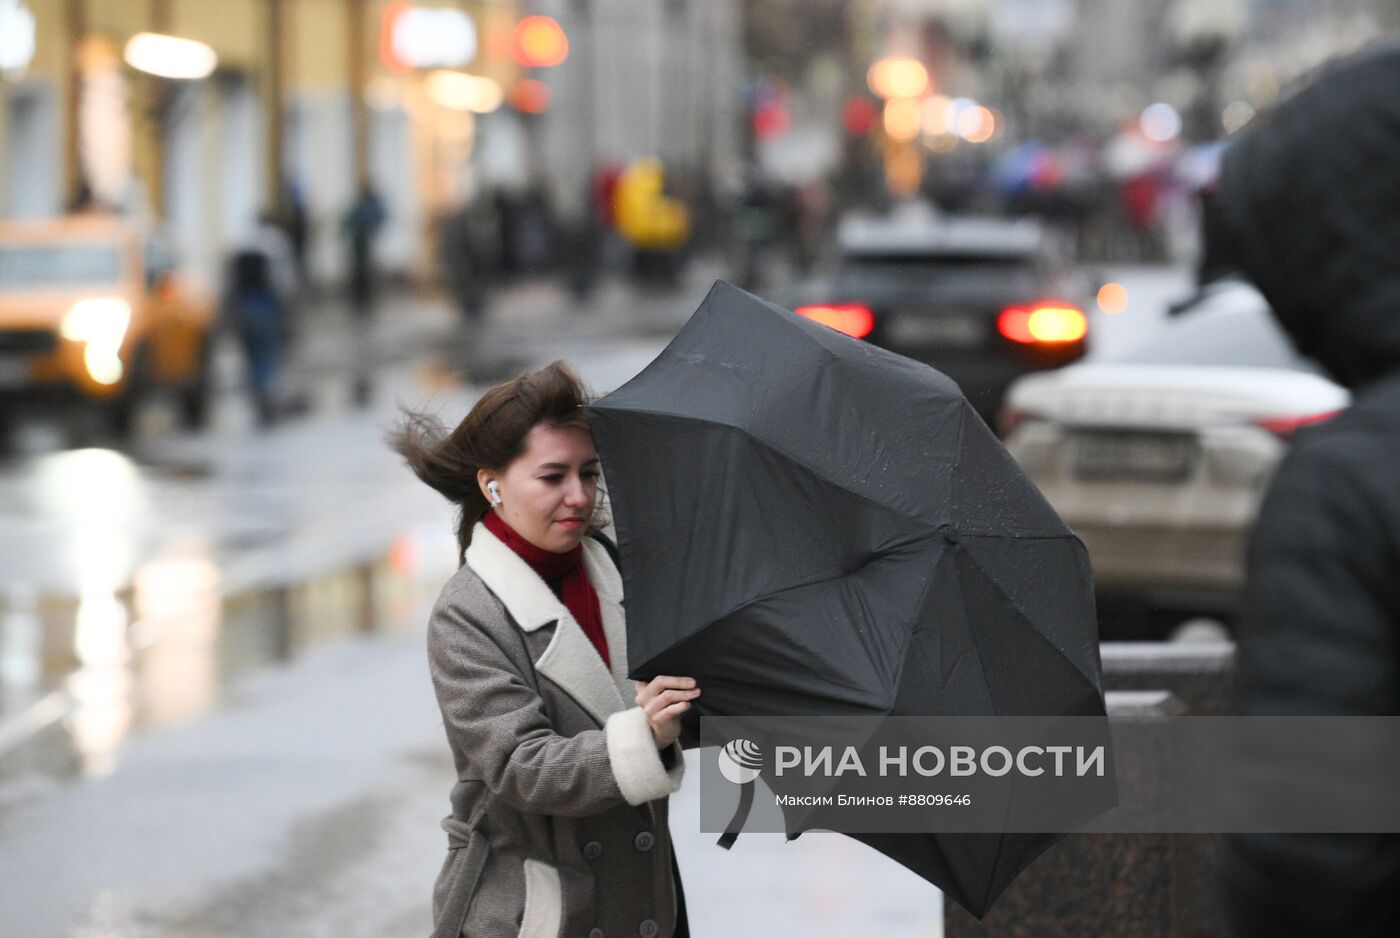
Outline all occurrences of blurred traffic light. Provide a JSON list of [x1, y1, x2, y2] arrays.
[[514, 15, 568, 68]]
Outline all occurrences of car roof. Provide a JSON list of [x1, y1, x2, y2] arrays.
[[1117, 280, 1314, 372], [837, 207, 1044, 259]]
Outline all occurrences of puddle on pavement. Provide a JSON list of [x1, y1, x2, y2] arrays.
[[0, 537, 453, 794]]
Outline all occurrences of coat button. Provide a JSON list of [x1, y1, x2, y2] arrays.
[[633, 831, 655, 852], [589, 929, 605, 938], [639, 920, 659, 938], [583, 841, 603, 860]]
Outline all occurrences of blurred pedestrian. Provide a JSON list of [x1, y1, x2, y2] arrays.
[[281, 179, 312, 288], [248, 209, 299, 302], [437, 201, 493, 323], [733, 167, 778, 292], [391, 362, 695, 938], [1212, 43, 1400, 938], [344, 182, 386, 312], [342, 183, 386, 405], [222, 247, 286, 427]]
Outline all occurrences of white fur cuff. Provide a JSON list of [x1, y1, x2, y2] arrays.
[[605, 707, 685, 806]]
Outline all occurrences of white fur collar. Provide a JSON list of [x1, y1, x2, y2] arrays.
[[465, 522, 631, 725]]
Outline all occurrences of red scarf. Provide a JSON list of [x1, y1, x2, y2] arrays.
[[483, 511, 610, 669]]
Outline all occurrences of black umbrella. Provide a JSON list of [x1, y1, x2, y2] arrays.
[[585, 281, 1107, 916]]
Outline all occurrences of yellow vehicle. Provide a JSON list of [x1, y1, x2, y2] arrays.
[[0, 216, 215, 436], [614, 159, 691, 252]]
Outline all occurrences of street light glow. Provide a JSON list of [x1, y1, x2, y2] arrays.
[[1139, 102, 1182, 143], [883, 98, 922, 143], [424, 70, 503, 113], [0, 0, 37, 78], [384, 5, 477, 70], [123, 32, 217, 80], [509, 78, 551, 114], [1097, 282, 1129, 314], [867, 56, 928, 100], [514, 15, 568, 68], [956, 105, 996, 143], [921, 95, 951, 135]]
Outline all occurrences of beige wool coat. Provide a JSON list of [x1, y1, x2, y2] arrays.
[[428, 521, 686, 938]]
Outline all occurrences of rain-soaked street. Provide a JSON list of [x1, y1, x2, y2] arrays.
[[5, 0, 1397, 932], [0, 263, 1188, 936]]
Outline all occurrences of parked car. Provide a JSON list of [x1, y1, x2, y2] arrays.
[[0, 216, 215, 437], [1000, 279, 1349, 638], [794, 206, 1089, 423]]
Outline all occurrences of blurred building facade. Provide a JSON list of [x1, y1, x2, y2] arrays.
[[0, 0, 747, 289], [530, 0, 744, 223]]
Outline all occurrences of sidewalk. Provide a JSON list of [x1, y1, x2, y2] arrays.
[[0, 627, 943, 937]]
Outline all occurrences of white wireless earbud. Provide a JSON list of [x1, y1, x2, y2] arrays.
[[487, 481, 502, 506]]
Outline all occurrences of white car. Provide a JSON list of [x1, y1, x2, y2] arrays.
[[1000, 280, 1348, 638]]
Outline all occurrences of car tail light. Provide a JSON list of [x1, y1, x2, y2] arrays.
[[794, 304, 875, 339], [997, 303, 1087, 345], [1255, 410, 1343, 440]]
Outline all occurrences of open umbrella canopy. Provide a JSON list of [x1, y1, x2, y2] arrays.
[[585, 281, 1107, 915]]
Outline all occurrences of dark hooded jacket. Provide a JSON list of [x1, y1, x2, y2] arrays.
[[1213, 43, 1400, 938]]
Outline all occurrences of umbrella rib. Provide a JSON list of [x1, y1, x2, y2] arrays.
[[890, 543, 964, 711], [954, 540, 1103, 695]]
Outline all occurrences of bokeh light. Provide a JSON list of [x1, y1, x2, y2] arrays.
[[1222, 100, 1256, 134], [1139, 102, 1182, 142], [514, 15, 568, 68], [424, 70, 503, 113], [956, 105, 995, 143], [866, 56, 929, 100], [883, 98, 923, 143], [1097, 282, 1129, 314], [509, 78, 551, 114], [921, 95, 951, 135]]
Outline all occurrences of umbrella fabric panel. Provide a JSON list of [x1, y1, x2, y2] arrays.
[[887, 548, 999, 717], [886, 540, 1103, 716], [589, 410, 934, 672], [951, 546, 1104, 717], [949, 413, 1073, 539], [636, 544, 944, 717], [848, 829, 1067, 919], [957, 534, 1101, 696], [591, 281, 969, 525]]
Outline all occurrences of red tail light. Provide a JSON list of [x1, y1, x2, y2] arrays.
[[1256, 410, 1342, 440], [998, 303, 1088, 345], [794, 304, 875, 339]]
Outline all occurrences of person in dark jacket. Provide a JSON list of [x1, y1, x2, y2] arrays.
[[224, 247, 287, 427], [1211, 42, 1400, 938]]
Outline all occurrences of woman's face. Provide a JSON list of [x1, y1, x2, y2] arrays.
[[487, 423, 600, 554]]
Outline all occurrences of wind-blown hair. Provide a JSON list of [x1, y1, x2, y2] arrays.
[[389, 361, 605, 564]]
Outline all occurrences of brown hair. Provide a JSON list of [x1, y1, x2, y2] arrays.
[[389, 360, 606, 564]]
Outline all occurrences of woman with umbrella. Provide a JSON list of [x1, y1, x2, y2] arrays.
[[392, 361, 698, 938]]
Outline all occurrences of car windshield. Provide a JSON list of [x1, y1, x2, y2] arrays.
[[1119, 292, 1316, 371], [0, 243, 124, 291]]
